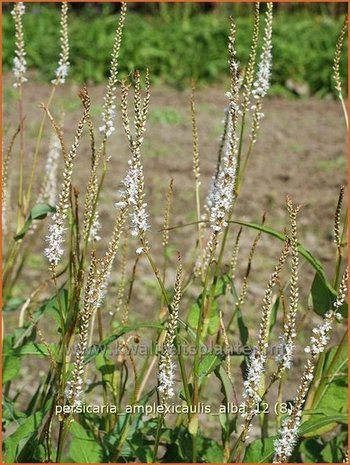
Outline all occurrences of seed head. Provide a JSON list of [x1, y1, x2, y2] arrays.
[[333, 15, 348, 97]]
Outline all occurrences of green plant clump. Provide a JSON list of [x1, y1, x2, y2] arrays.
[[2, 4, 348, 96]]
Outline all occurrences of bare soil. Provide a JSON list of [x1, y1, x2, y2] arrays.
[[3, 76, 347, 297]]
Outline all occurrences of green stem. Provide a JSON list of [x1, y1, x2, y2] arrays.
[[26, 85, 57, 210], [175, 333, 191, 410], [152, 414, 164, 462], [195, 179, 205, 280], [16, 85, 25, 229], [192, 432, 197, 463], [56, 419, 69, 462]]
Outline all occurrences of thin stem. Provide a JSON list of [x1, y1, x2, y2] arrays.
[[339, 94, 348, 129], [152, 414, 164, 462], [26, 85, 57, 210], [56, 419, 69, 462], [16, 85, 25, 228]]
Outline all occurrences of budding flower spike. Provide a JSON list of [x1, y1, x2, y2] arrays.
[[240, 238, 290, 441], [37, 132, 61, 206], [158, 255, 182, 405], [12, 2, 27, 88], [207, 18, 239, 234], [275, 196, 301, 373], [252, 3, 273, 100], [250, 2, 273, 143], [333, 15, 348, 128], [65, 254, 98, 408], [241, 3, 260, 113], [52, 3, 70, 85], [99, 2, 127, 139], [95, 203, 127, 309], [118, 70, 151, 250], [45, 87, 91, 269]]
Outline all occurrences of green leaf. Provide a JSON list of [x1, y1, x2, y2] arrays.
[[198, 436, 223, 463], [300, 413, 347, 437], [187, 302, 201, 331], [214, 366, 237, 438], [32, 288, 68, 327], [14, 203, 56, 240], [187, 301, 219, 336], [215, 365, 235, 406], [3, 336, 21, 383], [229, 281, 249, 345], [269, 296, 280, 333], [95, 352, 116, 388], [319, 429, 348, 462], [173, 427, 223, 463], [310, 336, 347, 411], [2, 396, 26, 430], [214, 274, 231, 298], [198, 353, 223, 384], [178, 316, 202, 344], [317, 377, 347, 414], [68, 421, 104, 463], [302, 378, 347, 437], [243, 436, 276, 462], [103, 389, 155, 460], [302, 337, 347, 437], [16, 342, 58, 359], [3, 297, 26, 313], [236, 308, 249, 345], [298, 438, 323, 462], [229, 220, 334, 294], [311, 272, 347, 317], [3, 411, 44, 462]]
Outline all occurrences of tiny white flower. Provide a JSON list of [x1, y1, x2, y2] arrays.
[[44, 214, 66, 267], [88, 211, 102, 242]]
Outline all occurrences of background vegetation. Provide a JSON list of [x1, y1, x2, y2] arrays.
[[2, 2, 348, 97]]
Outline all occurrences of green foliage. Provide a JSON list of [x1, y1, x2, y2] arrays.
[[68, 421, 105, 463], [311, 272, 347, 317], [160, 426, 223, 462], [3, 336, 21, 384], [3, 403, 50, 463], [243, 436, 275, 462], [187, 300, 220, 335], [2, 5, 347, 96], [14, 203, 56, 241]]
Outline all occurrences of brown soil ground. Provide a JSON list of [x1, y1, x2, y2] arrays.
[[3, 75, 348, 447]]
